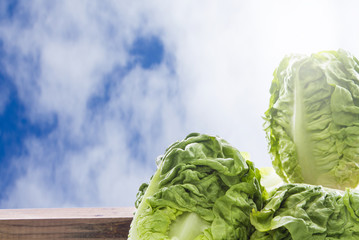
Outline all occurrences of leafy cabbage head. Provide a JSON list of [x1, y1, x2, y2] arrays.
[[128, 133, 265, 240], [264, 49, 359, 189], [250, 183, 359, 239]]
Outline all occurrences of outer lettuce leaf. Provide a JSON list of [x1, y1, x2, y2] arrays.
[[128, 133, 265, 240], [264, 49, 359, 189], [250, 184, 359, 240]]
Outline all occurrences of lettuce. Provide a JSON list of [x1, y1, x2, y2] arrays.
[[128, 133, 265, 240], [259, 167, 284, 193], [264, 49, 359, 189], [250, 183, 359, 239]]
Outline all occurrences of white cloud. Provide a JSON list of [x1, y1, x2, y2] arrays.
[[1, 0, 359, 208]]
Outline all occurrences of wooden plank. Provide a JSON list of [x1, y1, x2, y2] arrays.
[[0, 207, 135, 240]]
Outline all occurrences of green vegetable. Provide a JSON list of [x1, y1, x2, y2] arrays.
[[264, 49, 359, 189], [128, 133, 265, 240], [250, 183, 359, 240], [259, 167, 283, 193]]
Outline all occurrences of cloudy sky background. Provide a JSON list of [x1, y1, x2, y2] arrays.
[[0, 0, 358, 208]]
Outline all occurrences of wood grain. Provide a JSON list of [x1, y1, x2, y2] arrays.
[[0, 207, 135, 240]]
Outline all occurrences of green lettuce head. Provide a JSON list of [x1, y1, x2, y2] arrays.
[[264, 49, 359, 189], [128, 133, 265, 240], [250, 183, 359, 239]]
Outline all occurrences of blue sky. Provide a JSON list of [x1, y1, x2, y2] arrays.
[[1, 0, 359, 208], [0, 32, 164, 200]]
